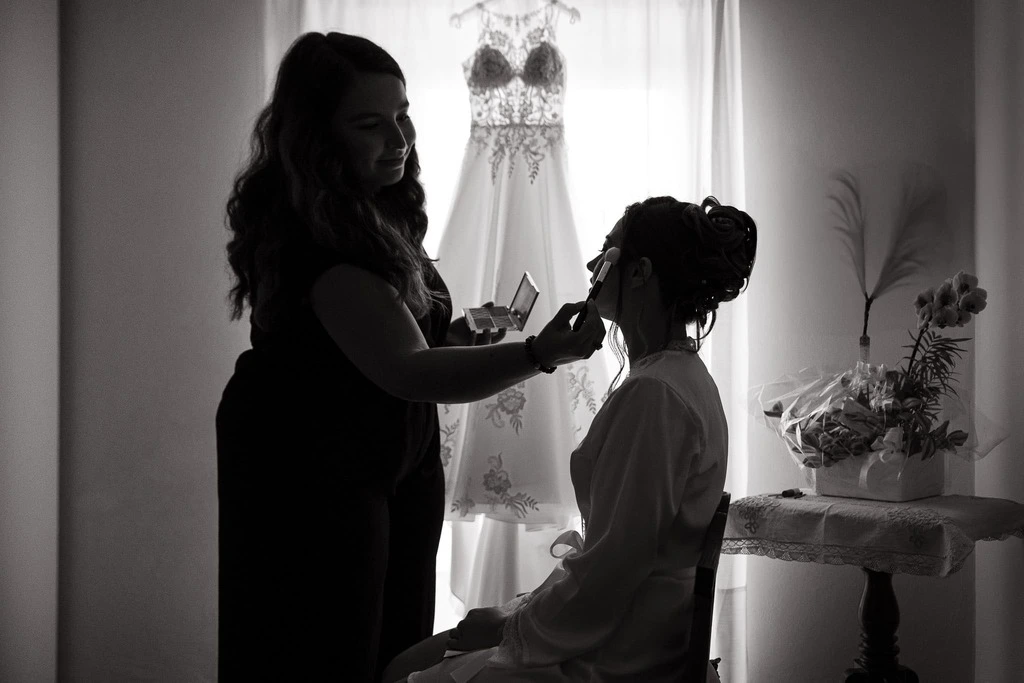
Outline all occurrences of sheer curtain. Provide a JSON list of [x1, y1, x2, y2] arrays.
[[263, 2, 748, 679], [974, 2, 1024, 682]]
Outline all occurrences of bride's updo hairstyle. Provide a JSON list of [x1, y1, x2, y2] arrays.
[[612, 195, 757, 354]]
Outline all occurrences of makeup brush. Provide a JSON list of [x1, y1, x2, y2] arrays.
[[572, 246, 621, 331]]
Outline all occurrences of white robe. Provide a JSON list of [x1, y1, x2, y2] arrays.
[[411, 345, 728, 682]]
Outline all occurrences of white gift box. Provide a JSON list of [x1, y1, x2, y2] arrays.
[[803, 448, 946, 502]]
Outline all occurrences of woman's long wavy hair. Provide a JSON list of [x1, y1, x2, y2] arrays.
[[606, 196, 758, 391], [225, 32, 442, 332]]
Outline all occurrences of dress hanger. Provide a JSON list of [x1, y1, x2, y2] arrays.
[[450, 0, 581, 28], [549, 0, 582, 24], [449, 0, 497, 28]]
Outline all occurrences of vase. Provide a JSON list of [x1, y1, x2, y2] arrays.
[[804, 449, 946, 502]]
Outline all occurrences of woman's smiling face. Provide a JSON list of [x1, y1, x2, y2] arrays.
[[332, 72, 416, 192]]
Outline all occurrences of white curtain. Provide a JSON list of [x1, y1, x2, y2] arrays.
[[263, 2, 748, 680], [974, 2, 1024, 682]]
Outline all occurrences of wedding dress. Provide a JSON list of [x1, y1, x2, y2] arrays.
[[434, 2, 612, 608]]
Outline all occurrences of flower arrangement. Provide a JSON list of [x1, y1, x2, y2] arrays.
[[764, 269, 986, 468], [755, 166, 1001, 499]]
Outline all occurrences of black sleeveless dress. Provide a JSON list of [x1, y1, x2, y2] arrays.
[[216, 249, 451, 682]]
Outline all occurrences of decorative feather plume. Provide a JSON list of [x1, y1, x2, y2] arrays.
[[829, 166, 943, 338], [828, 171, 868, 298], [870, 167, 942, 300]]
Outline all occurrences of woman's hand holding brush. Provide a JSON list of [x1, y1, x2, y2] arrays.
[[572, 246, 620, 331]]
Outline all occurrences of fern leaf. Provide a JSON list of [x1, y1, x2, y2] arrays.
[[828, 171, 868, 297], [870, 168, 943, 299]]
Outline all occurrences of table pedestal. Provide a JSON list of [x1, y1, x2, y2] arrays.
[[844, 569, 919, 683], [724, 493, 1024, 682]]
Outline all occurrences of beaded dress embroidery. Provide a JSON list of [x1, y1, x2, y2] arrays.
[[463, 5, 567, 181]]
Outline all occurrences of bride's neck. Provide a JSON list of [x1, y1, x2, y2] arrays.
[[622, 317, 691, 363]]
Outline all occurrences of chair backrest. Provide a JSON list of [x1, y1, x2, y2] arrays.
[[680, 491, 731, 682]]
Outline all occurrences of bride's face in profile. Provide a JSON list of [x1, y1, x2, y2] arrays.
[[585, 218, 623, 322], [586, 217, 657, 325]]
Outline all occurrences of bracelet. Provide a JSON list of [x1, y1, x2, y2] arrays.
[[524, 335, 556, 374]]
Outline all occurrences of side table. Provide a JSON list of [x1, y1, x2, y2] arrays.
[[722, 493, 1024, 682]]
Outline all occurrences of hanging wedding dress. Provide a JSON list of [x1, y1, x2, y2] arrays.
[[434, 2, 612, 610]]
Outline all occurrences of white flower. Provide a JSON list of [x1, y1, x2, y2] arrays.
[[959, 288, 988, 314], [871, 426, 906, 461], [933, 305, 959, 328], [914, 288, 935, 313], [934, 281, 957, 308], [917, 302, 934, 328], [952, 270, 978, 295]]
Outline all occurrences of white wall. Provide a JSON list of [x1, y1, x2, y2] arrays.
[[740, 1, 977, 681], [974, 2, 1024, 682], [0, 1, 60, 681], [58, 1, 259, 680]]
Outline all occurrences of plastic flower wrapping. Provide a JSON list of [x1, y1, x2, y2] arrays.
[[754, 270, 1006, 473]]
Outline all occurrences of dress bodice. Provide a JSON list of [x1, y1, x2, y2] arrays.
[[463, 4, 565, 128]]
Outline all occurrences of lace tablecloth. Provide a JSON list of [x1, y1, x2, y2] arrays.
[[723, 492, 1024, 577]]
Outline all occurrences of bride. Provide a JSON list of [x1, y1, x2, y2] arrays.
[[383, 196, 757, 683]]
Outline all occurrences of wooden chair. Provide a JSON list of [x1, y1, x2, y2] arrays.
[[681, 491, 732, 682]]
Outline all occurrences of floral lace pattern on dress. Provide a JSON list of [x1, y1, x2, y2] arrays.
[[441, 359, 608, 522], [439, 420, 459, 468], [464, 5, 566, 183], [565, 361, 599, 438], [451, 453, 540, 519], [470, 124, 564, 183], [484, 381, 528, 433]]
